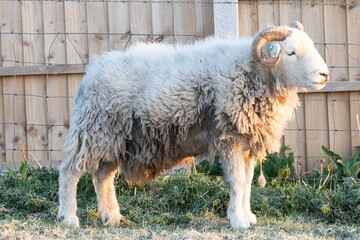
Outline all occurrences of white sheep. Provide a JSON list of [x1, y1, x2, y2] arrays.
[[58, 21, 328, 228]]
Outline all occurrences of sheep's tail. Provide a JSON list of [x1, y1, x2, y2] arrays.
[[60, 126, 95, 174]]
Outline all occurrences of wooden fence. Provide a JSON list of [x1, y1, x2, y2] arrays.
[[0, 0, 214, 170], [0, 0, 359, 173]]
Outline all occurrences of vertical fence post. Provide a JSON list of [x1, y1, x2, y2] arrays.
[[214, 0, 238, 37]]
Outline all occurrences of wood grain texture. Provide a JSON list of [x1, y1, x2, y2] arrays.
[[22, 1, 48, 162], [86, 2, 110, 62], [346, 0, 360, 154], [108, 1, 131, 50], [0, 65, 85, 77], [238, 0, 258, 37], [173, 0, 196, 43], [349, 92, 360, 154], [43, 1, 68, 163], [279, 0, 305, 173], [324, 0, 351, 161], [257, 0, 278, 29], [0, 0, 27, 166], [129, 1, 152, 44], [64, 1, 88, 115], [302, 0, 329, 170], [0, 78, 4, 162], [152, 1, 173, 43], [324, 0, 348, 82], [195, 0, 214, 38]]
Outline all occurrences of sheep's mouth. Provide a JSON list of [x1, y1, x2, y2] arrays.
[[312, 79, 327, 86]]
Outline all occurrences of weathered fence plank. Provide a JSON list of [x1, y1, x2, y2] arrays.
[[279, 0, 305, 172], [195, 0, 214, 38], [87, 1, 110, 62], [0, 79, 4, 163], [346, 0, 360, 154], [0, 1, 27, 166], [238, 0, 258, 37], [64, 1, 88, 115], [22, 1, 48, 163], [129, 0, 152, 44], [152, 0, 173, 43], [174, 0, 196, 43], [43, 1, 68, 164], [301, 0, 328, 171], [324, 0, 351, 159], [108, 1, 131, 51]]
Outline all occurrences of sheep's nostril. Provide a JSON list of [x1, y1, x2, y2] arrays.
[[319, 73, 328, 83], [320, 72, 328, 77]]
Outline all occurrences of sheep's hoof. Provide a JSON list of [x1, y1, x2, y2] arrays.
[[102, 213, 122, 227], [244, 211, 257, 224], [58, 214, 80, 227], [229, 215, 250, 229]]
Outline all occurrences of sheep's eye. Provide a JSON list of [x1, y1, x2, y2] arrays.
[[287, 51, 296, 56]]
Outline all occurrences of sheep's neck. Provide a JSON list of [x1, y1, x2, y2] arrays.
[[225, 68, 300, 160]]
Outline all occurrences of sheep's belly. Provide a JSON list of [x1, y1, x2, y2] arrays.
[[122, 129, 211, 184], [175, 130, 209, 158]]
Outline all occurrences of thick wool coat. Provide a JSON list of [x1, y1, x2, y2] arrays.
[[63, 38, 299, 184]]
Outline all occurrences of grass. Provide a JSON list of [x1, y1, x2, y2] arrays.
[[1, 145, 360, 239], [0, 161, 359, 239]]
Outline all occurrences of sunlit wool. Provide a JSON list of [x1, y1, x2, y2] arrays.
[[58, 22, 328, 228]]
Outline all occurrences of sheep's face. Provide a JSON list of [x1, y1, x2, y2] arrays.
[[265, 28, 329, 90]]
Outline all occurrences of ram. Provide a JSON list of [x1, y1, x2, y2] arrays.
[[58, 21, 328, 228]]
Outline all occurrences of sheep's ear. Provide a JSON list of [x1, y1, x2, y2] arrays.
[[262, 43, 281, 61], [261, 42, 282, 63], [268, 44, 281, 58], [290, 21, 304, 31]]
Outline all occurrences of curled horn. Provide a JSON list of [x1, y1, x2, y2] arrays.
[[251, 26, 291, 68], [290, 21, 304, 31]]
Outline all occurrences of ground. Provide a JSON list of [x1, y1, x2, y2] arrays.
[[1, 215, 359, 240], [0, 159, 359, 240]]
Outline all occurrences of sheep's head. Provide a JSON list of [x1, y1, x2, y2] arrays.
[[252, 21, 329, 90]]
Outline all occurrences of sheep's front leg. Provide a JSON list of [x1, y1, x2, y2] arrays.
[[222, 149, 250, 229], [242, 150, 257, 224], [58, 164, 85, 227], [92, 161, 122, 226]]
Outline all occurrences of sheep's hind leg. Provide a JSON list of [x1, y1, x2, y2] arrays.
[[58, 164, 85, 227], [242, 150, 257, 224], [221, 147, 250, 229], [93, 161, 122, 227]]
